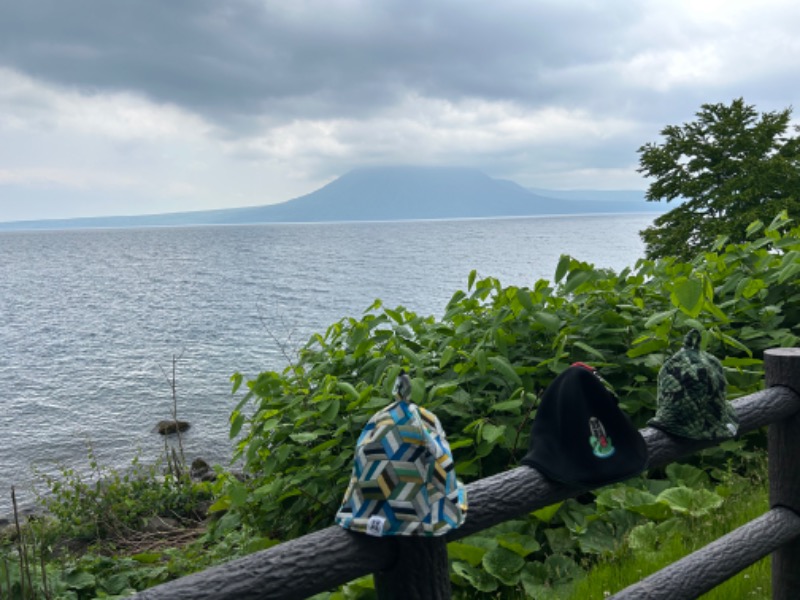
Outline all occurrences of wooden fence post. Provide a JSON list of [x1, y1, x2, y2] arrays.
[[373, 537, 450, 599], [765, 348, 800, 600]]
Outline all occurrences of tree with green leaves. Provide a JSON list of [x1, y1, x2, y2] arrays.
[[638, 98, 800, 260]]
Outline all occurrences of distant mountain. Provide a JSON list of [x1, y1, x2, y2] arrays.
[[0, 166, 663, 231]]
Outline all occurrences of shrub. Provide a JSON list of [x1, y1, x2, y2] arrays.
[[221, 212, 798, 593]]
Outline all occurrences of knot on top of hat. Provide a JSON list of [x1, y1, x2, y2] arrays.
[[683, 328, 701, 350], [648, 329, 739, 440], [392, 370, 412, 402]]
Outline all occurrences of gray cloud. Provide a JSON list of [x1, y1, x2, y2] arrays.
[[0, 1, 659, 122], [1, 0, 798, 221], [3, 1, 794, 126]]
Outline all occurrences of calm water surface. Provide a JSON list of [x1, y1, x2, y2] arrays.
[[0, 214, 655, 514]]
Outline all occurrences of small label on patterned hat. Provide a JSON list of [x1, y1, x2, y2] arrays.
[[366, 515, 386, 537]]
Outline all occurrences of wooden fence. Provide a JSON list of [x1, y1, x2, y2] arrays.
[[134, 348, 800, 600]]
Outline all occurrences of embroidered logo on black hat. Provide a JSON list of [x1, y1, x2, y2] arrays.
[[522, 363, 648, 487], [589, 417, 615, 458]]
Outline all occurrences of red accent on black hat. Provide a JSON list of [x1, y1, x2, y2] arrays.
[[571, 361, 596, 372]]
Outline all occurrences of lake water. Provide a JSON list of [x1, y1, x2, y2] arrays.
[[0, 213, 655, 516]]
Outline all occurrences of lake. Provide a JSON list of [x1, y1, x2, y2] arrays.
[[0, 213, 655, 516]]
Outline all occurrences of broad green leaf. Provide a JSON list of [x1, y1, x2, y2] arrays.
[[544, 527, 576, 554], [721, 356, 763, 369], [489, 399, 524, 413], [230, 372, 244, 394], [474, 348, 488, 374], [515, 288, 534, 312], [427, 382, 459, 400], [555, 254, 571, 283], [447, 542, 487, 566], [385, 308, 403, 323], [627, 338, 668, 358], [245, 537, 280, 553], [657, 486, 724, 517], [767, 210, 791, 232], [736, 277, 766, 299], [439, 346, 457, 368], [666, 463, 709, 488], [103, 573, 132, 595], [497, 532, 540, 557], [309, 438, 339, 454], [446, 289, 466, 309], [452, 561, 498, 592], [712, 234, 730, 250], [481, 423, 507, 444], [215, 510, 242, 534], [718, 332, 752, 356], [595, 486, 656, 511], [778, 261, 800, 284], [562, 269, 594, 295], [544, 554, 584, 584], [745, 219, 764, 237], [670, 277, 704, 317], [532, 501, 563, 523], [627, 522, 659, 551], [207, 497, 231, 513], [488, 355, 523, 387], [482, 546, 525, 586], [577, 519, 618, 554], [573, 340, 604, 360], [364, 298, 382, 312], [398, 344, 421, 366], [132, 553, 162, 564], [596, 487, 671, 520], [627, 500, 672, 521], [520, 561, 548, 587], [533, 310, 562, 332], [645, 309, 677, 329], [228, 481, 249, 507], [336, 381, 359, 401], [229, 411, 245, 439], [319, 399, 340, 421], [448, 438, 474, 450]]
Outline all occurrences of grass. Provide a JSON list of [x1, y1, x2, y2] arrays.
[[565, 462, 770, 599]]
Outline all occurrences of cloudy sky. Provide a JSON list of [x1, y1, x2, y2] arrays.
[[1, 0, 798, 222]]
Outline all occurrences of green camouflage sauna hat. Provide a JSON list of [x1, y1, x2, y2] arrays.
[[648, 329, 739, 440]]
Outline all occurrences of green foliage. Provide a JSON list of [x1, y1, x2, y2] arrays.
[[566, 454, 769, 599], [638, 98, 800, 259], [35, 447, 210, 542], [15, 213, 791, 598], [221, 213, 799, 596], [1, 449, 235, 599]]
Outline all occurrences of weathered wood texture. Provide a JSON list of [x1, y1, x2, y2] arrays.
[[374, 537, 451, 599], [765, 348, 800, 599], [610, 507, 800, 599], [133, 378, 800, 600], [133, 526, 397, 600], [449, 385, 800, 542]]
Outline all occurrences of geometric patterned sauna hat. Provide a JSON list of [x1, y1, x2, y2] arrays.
[[334, 371, 467, 537], [647, 329, 739, 440]]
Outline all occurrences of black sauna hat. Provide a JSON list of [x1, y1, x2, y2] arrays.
[[522, 364, 649, 487]]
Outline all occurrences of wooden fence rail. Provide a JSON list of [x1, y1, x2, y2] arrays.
[[134, 348, 800, 600]]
